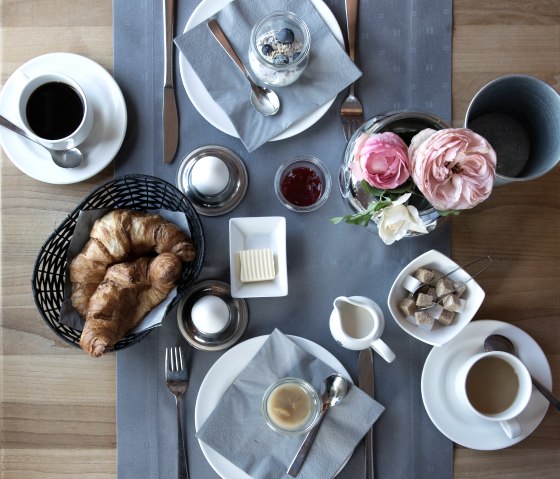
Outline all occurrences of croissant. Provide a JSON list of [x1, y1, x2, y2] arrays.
[[70, 209, 195, 317], [80, 252, 182, 357]]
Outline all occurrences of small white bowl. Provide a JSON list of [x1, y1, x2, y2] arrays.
[[387, 249, 485, 347], [229, 217, 288, 298]]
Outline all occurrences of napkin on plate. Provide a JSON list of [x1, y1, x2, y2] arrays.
[[174, 0, 361, 152], [196, 329, 384, 479]]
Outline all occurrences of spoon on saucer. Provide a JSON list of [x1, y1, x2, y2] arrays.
[[0, 114, 84, 168], [287, 373, 348, 476], [207, 19, 280, 116], [484, 334, 560, 412]]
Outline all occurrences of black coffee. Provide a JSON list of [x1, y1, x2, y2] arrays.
[[25, 82, 84, 140]]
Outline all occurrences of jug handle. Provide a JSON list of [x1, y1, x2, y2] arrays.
[[371, 338, 396, 363]]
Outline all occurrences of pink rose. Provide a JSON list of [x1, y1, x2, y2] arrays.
[[350, 132, 410, 190], [409, 128, 496, 211]]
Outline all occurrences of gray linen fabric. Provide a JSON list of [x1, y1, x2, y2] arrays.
[[113, 0, 454, 478], [174, 0, 361, 152], [196, 329, 384, 478]]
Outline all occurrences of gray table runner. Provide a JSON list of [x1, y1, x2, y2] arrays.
[[113, 1, 453, 478]]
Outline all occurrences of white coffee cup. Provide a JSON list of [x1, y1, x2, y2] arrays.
[[17, 72, 93, 151], [329, 296, 396, 363], [455, 351, 532, 438]]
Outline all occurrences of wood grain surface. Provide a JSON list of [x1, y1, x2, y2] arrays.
[[1, 1, 559, 477]]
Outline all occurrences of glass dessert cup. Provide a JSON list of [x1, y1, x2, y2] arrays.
[[248, 11, 311, 87], [262, 377, 321, 435]]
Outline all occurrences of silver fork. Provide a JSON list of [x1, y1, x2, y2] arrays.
[[340, 0, 364, 141], [165, 347, 190, 479]]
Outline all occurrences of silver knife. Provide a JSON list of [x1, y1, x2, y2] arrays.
[[358, 349, 375, 479], [162, 0, 178, 164]]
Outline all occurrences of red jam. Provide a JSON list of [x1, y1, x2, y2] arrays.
[[281, 166, 322, 207]]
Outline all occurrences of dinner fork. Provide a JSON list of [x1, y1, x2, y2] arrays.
[[340, 0, 364, 141], [165, 347, 190, 479]]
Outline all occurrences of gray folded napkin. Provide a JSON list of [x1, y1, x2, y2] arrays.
[[196, 329, 384, 479], [174, 0, 361, 152]]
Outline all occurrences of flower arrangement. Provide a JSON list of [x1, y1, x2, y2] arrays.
[[332, 127, 497, 245]]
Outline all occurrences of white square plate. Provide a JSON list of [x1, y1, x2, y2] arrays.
[[229, 217, 288, 298], [387, 249, 485, 346]]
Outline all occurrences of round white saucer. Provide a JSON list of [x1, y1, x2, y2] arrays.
[[0, 53, 127, 184], [179, 0, 343, 141], [421, 319, 552, 450]]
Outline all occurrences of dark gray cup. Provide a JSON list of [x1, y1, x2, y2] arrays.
[[465, 75, 560, 186]]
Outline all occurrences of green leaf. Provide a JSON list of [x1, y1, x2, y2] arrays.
[[360, 181, 387, 197], [438, 209, 461, 217]]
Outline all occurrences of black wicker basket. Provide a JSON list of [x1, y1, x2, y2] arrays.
[[32, 174, 205, 351]]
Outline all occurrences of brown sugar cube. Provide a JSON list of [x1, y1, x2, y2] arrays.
[[427, 287, 437, 300], [435, 277, 455, 297], [414, 267, 435, 284], [438, 309, 456, 326], [453, 281, 467, 298], [415, 311, 435, 330], [429, 270, 445, 286], [442, 294, 462, 312], [399, 297, 417, 316], [415, 292, 434, 308]]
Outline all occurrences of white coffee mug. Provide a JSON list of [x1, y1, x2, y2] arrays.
[[455, 351, 532, 438], [17, 72, 93, 151], [329, 296, 396, 363]]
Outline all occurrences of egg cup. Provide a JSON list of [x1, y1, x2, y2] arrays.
[[176, 145, 248, 216]]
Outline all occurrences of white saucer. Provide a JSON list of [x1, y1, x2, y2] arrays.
[[0, 53, 127, 184], [194, 335, 351, 479], [421, 319, 552, 450], [179, 0, 343, 141]]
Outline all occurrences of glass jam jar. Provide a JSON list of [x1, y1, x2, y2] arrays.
[[248, 11, 311, 87]]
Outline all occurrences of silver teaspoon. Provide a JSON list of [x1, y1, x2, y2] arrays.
[[287, 374, 348, 477], [484, 334, 560, 412], [207, 19, 280, 116], [0, 114, 84, 168]]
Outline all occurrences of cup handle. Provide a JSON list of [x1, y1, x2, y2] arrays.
[[499, 418, 522, 439], [371, 338, 396, 363]]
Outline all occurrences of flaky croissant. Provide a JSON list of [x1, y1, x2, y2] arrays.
[[70, 209, 195, 318], [80, 253, 182, 357]]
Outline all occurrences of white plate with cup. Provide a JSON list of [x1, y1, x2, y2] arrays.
[[179, 0, 343, 141], [0, 53, 127, 184], [194, 334, 351, 479], [421, 319, 552, 450]]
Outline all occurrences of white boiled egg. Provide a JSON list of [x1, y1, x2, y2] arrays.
[[190, 295, 230, 335], [190, 155, 230, 196]]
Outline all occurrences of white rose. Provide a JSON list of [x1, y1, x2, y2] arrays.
[[376, 194, 428, 245]]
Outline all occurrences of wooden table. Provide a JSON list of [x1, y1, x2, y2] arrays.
[[1, 1, 558, 477]]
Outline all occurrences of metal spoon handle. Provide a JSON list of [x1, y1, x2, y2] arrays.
[[532, 376, 560, 412], [207, 20, 251, 80], [0, 114, 37, 144], [287, 409, 327, 477]]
